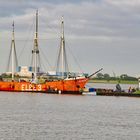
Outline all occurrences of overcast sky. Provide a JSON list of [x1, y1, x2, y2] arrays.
[[0, 0, 140, 77]]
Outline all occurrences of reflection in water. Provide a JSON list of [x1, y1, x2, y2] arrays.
[[0, 92, 140, 140]]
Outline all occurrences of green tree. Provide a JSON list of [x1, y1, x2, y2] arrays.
[[120, 74, 137, 81], [120, 74, 128, 79], [104, 73, 110, 81], [96, 73, 104, 79]]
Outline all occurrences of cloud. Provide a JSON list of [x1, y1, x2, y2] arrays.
[[0, 0, 140, 76], [1, 0, 140, 39], [105, 0, 140, 6]]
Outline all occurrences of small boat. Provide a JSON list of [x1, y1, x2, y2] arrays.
[[0, 10, 102, 94]]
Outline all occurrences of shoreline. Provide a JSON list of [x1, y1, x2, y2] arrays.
[[88, 79, 138, 85]]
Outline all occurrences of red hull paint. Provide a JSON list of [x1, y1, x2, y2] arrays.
[[0, 78, 88, 94]]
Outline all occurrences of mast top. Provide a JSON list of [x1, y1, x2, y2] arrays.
[[12, 21, 14, 32], [61, 16, 64, 39], [36, 10, 38, 34], [61, 16, 64, 23], [36, 9, 38, 14]]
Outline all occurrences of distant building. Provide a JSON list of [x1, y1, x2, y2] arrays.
[[17, 66, 32, 77], [47, 71, 88, 77]]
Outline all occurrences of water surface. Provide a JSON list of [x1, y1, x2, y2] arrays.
[[0, 92, 140, 140]]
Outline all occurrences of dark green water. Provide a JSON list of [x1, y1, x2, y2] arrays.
[[0, 92, 140, 140]]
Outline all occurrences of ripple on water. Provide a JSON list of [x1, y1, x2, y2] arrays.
[[0, 92, 140, 140]]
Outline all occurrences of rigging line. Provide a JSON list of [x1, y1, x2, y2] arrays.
[[17, 15, 35, 60], [38, 54, 47, 72], [38, 53, 42, 70], [10, 38, 58, 41], [39, 18, 60, 45], [66, 40, 84, 74], [39, 46, 53, 70], [62, 17, 84, 73], [39, 15, 59, 35], [56, 39, 62, 72], [64, 46, 69, 72], [38, 38, 58, 40], [40, 47, 53, 70], [53, 39, 61, 71], [6, 42, 12, 72], [54, 43, 60, 71], [63, 39, 69, 73], [29, 51, 33, 67], [13, 41, 18, 68], [57, 36, 71, 73]]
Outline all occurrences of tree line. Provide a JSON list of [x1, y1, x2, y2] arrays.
[[93, 73, 138, 81]]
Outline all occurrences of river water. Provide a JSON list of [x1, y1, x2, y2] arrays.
[[0, 85, 140, 140]]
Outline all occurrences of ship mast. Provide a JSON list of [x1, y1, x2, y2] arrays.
[[12, 21, 15, 81], [10, 21, 18, 81], [56, 16, 69, 79], [61, 16, 64, 78], [6, 21, 18, 81], [32, 10, 39, 81]]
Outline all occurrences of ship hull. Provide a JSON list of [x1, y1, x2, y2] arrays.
[[0, 77, 88, 94], [0, 81, 47, 92]]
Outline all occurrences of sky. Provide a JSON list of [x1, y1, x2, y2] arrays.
[[0, 0, 140, 77]]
